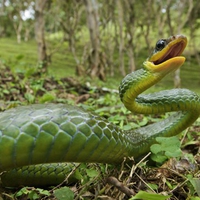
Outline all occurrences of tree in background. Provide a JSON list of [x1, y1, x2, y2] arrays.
[[55, 1, 85, 76], [3, 0, 34, 43], [0, 0, 200, 84], [84, 0, 105, 80], [34, 0, 48, 73]]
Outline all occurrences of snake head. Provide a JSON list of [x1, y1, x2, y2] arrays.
[[144, 35, 187, 74]]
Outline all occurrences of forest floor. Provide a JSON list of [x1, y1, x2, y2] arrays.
[[0, 38, 199, 200]]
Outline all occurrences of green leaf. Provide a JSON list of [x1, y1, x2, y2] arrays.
[[15, 187, 29, 197], [147, 183, 158, 190], [156, 136, 181, 149], [150, 144, 162, 154], [39, 92, 55, 103], [73, 169, 83, 180], [85, 168, 99, 178], [24, 93, 35, 103], [54, 187, 74, 200], [3, 89, 10, 94], [193, 179, 200, 197], [188, 177, 200, 197], [36, 188, 50, 196], [130, 191, 171, 200], [189, 197, 200, 200], [150, 136, 182, 165], [165, 148, 182, 158], [28, 191, 39, 200], [138, 117, 148, 126], [150, 153, 167, 164]]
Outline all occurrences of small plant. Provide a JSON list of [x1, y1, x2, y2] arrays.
[[150, 136, 182, 165], [14, 187, 50, 200], [54, 187, 74, 200]]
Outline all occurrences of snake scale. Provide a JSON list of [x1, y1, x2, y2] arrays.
[[1, 35, 200, 187]]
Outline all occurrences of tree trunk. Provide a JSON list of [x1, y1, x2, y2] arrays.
[[8, 12, 23, 44], [174, 0, 193, 88], [124, 0, 136, 72], [166, 0, 173, 35], [84, 0, 105, 80], [117, 0, 125, 76], [189, 1, 200, 65], [16, 20, 22, 43], [35, 0, 48, 72], [58, 1, 85, 76], [0, 0, 6, 37], [156, 1, 167, 37]]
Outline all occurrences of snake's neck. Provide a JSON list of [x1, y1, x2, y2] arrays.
[[119, 68, 165, 113], [119, 68, 200, 115]]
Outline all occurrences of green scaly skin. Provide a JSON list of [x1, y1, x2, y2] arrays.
[[1, 35, 200, 187]]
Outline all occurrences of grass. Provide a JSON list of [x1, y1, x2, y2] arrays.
[[0, 37, 76, 78], [0, 36, 200, 93]]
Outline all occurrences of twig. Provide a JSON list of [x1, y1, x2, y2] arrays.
[[134, 172, 156, 193], [169, 168, 200, 193], [106, 176, 135, 197], [118, 157, 126, 180], [180, 127, 189, 145], [126, 152, 151, 184]]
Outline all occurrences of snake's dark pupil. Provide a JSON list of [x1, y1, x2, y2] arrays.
[[156, 40, 166, 51]]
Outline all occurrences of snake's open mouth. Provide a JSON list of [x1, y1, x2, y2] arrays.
[[149, 35, 187, 65], [153, 42, 186, 65]]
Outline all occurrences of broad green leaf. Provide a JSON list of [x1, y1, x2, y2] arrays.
[[123, 124, 133, 130], [165, 148, 182, 158], [15, 187, 29, 197], [36, 188, 50, 196], [147, 183, 158, 190], [150, 153, 167, 164], [24, 93, 35, 103], [156, 136, 181, 149], [189, 197, 200, 200], [28, 191, 39, 200], [138, 117, 148, 126], [150, 136, 182, 165], [130, 190, 171, 200], [188, 177, 200, 197], [150, 144, 162, 154], [3, 89, 10, 94], [73, 169, 83, 180], [54, 187, 74, 200], [39, 92, 55, 103], [192, 179, 200, 197], [85, 168, 99, 178]]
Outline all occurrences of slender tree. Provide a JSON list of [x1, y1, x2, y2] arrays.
[[34, 0, 48, 72], [84, 0, 105, 80]]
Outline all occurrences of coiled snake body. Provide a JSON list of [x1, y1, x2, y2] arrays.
[[1, 35, 200, 187]]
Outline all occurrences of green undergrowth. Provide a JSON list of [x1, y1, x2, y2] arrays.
[[0, 65, 199, 199], [0, 38, 199, 199]]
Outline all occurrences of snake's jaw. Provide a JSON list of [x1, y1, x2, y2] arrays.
[[144, 56, 186, 74], [144, 34, 187, 75], [149, 35, 187, 64]]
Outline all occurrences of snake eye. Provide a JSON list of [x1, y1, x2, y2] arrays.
[[155, 39, 167, 51]]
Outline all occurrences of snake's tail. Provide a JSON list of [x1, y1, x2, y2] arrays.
[[1, 163, 79, 187]]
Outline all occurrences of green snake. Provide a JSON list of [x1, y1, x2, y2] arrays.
[[1, 35, 200, 187]]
